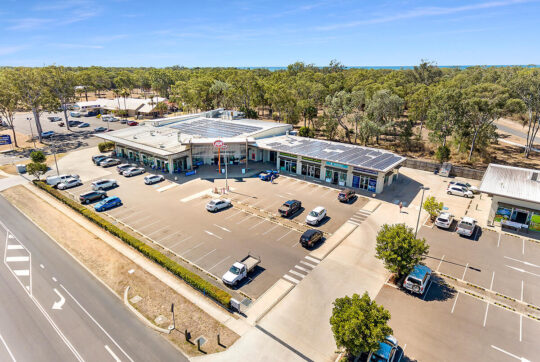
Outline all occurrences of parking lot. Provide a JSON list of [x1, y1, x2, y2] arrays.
[[60, 157, 368, 299]]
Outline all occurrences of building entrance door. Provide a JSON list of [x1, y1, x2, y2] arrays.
[[307, 165, 316, 177], [352, 175, 360, 188]]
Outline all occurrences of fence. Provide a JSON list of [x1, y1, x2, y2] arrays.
[[403, 158, 485, 180]]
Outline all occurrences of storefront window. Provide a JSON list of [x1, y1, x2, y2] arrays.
[[494, 207, 512, 223], [279, 158, 297, 173], [301, 163, 321, 178], [530, 213, 540, 231]]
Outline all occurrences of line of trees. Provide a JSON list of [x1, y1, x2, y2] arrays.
[[1, 62, 539, 160]]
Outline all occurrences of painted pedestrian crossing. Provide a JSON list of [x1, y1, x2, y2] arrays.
[[282, 255, 320, 284], [3, 230, 32, 293]]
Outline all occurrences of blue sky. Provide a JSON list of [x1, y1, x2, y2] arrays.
[[0, 0, 539, 67]]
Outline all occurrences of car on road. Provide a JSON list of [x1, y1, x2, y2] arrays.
[[144, 174, 165, 185], [68, 120, 81, 127], [99, 158, 121, 167], [449, 181, 479, 194], [306, 206, 327, 225], [57, 177, 82, 190], [338, 188, 356, 203], [94, 127, 108, 132], [41, 131, 55, 138], [120, 119, 128, 124], [92, 155, 108, 164], [94, 196, 122, 212], [222, 254, 261, 286], [117, 163, 138, 174], [79, 190, 106, 204], [456, 216, 477, 237], [446, 185, 473, 198], [48, 116, 62, 122], [91, 179, 118, 190], [206, 199, 231, 212], [367, 335, 399, 362], [70, 111, 81, 117], [46, 174, 80, 187], [403, 264, 432, 295], [85, 111, 99, 117], [299, 229, 323, 248], [122, 167, 145, 177], [278, 200, 302, 217], [77, 122, 90, 128], [435, 212, 454, 229], [127, 121, 139, 126], [259, 170, 279, 181]]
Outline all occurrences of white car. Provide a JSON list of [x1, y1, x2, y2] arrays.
[[456, 217, 477, 237], [206, 199, 231, 212], [447, 185, 473, 198], [99, 158, 121, 167], [435, 212, 454, 229], [57, 177, 82, 190], [449, 181, 479, 194], [122, 167, 145, 177], [91, 179, 118, 190], [306, 206, 327, 226], [144, 174, 165, 185], [46, 174, 80, 187]]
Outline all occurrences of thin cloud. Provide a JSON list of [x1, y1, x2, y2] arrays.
[[32, 0, 93, 11], [0, 45, 27, 56], [48, 43, 104, 49], [316, 0, 533, 30], [7, 18, 53, 30]]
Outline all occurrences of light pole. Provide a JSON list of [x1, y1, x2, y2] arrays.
[[27, 117, 36, 148], [415, 186, 430, 237], [224, 150, 228, 192]]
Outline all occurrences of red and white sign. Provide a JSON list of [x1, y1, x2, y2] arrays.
[[213, 140, 224, 148]]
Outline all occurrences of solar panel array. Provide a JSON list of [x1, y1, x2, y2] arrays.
[[170, 119, 263, 138], [264, 137, 404, 172]]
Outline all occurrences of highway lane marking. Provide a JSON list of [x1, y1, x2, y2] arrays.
[[6, 245, 23, 250], [483, 303, 489, 327], [52, 288, 66, 310], [213, 224, 231, 232], [13, 270, 29, 276], [276, 230, 293, 241], [504, 256, 540, 268], [169, 236, 192, 249], [208, 256, 231, 272], [204, 230, 222, 239], [261, 224, 279, 235], [194, 249, 217, 264], [0, 333, 16, 362], [506, 265, 540, 278], [104, 345, 121, 362], [491, 345, 529, 361], [461, 263, 469, 280], [60, 285, 134, 362], [436, 255, 445, 272], [6, 256, 30, 262], [451, 293, 460, 314], [248, 219, 266, 230]]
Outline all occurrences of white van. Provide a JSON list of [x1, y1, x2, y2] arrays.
[[46, 174, 80, 187]]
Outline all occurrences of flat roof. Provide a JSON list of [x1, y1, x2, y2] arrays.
[[255, 135, 405, 173], [479, 163, 540, 204]]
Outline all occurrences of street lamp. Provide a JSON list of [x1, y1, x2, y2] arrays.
[[415, 186, 430, 237], [27, 117, 36, 148], [52, 134, 60, 176]]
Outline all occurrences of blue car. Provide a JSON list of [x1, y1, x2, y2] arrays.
[[259, 170, 279, 181], [94, 196, 122, 212], [41, 131, 55, 138], [367, 335, 399, 362]]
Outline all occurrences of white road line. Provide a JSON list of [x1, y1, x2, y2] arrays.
[[159, 231, 183, 242], [289, 270, 305, 278], [290, 239, 299, 247], [422, 281, 432, 301], [451, 293, 460, 314], [156, 183, 177, 192], [483, 303, 489, 327], [497, 233, 501, 247], [304, 256, 320, 264], [248, 219, 266, 230], [520, 315, 523, 342], [521, 280, 524, 302], [276, 230, 293, 241], [522, 239, 525, 255], [462, 263, 469, 280], [6, 244, 23, 250], [504, 256, 540, 268], [6, 256, 30, 262], [283, 275, 300, 284], [40, 264, 45, 269], [13, 270, 29, 276], [213, 224, 231, 232], [261, 224, 279, 235], [180, 189, 212, 203], [348, 221, 361, 226], [135, 219, 161, 231], [204, 230, 222, 239], [490, 271, 495, 290], [182, 242, 204, 256], [436, 255, 445, 272], [224, 210, 243, 220], [295, 265, 309, 272], [356, 210, 371, 216], [236, 215, 253, 225], [104, 345, 121, 362], [169, 236, 192, 249], [60, 285, 134, 362], [52, 277, 57, 282], [491, 345, 524, 361], [194, 249, 217, 264], [208, 256, 231, 272], [300, 260, 316, 268], [0, 333, 16, 362], [147, 225, 170, 237], [506, 265, 540, 278]]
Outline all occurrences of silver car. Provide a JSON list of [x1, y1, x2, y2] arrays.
[[144, 174, 165, 185], [123, 167, 145, 177], [206, 199, 231, 212], [99, 158, 121, 167], [57, 177, 82, 190], [91, 179, 118, 190]]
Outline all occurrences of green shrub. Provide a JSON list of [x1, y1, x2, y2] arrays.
[[30, 150, 47, 163], [33, 181, 232, 307], [435, 145, 451, 163], [98, 141, 115, 153]]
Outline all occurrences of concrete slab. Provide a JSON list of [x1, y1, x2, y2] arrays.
[[246, 279, 295, 325], [309, 221, 357, 260]]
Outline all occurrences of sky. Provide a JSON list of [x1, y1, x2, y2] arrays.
[[0, 0, 539, 67]]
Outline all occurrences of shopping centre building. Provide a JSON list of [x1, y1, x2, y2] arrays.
[[95, 109, 405, 193]]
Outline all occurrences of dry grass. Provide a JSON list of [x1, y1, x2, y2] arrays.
[[0, 129, 44, 152], [1, 185, 238, 356], [0, 153, 67, 175]]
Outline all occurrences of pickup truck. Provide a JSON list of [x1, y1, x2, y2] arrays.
[[456, 217, 477, 237], [278, 200, 301, 217], [222, 254, 261, 286]]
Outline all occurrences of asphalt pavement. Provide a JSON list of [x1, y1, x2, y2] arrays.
[[0, 195, 186, 362], [496, 121, 540, 146]]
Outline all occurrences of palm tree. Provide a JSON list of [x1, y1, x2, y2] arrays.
[[113, 88, 121, 110]]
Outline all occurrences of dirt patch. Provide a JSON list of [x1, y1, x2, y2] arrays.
[[0, 153, 67, 175], [0, 129, 45, 152], [1, 185, 239, 356]]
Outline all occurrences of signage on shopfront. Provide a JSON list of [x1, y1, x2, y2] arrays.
[[213, 140, 224, 148], [325, 161, 348, 169], [279, 152, 297, 159], [301, 156, 321, 163], [353, 167, 378, 175], [0, 135, 11, 145]]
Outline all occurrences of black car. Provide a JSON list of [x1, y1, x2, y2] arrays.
[[338, 188, 356, 203], [79, 190, 106, 204], [300, 229, 323, 248], [278, 200, 302, 217], [68, 120, 81, 127], [92, 155, 108, 164]]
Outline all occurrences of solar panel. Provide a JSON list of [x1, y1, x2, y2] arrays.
[[170, 119, 262, 138]]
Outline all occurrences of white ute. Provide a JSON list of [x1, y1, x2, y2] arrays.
[[456, 216, 477, 237], [222, 254, 261, 286]]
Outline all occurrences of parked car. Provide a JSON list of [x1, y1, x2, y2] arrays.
[[57, 177, 82, 190], [85, 110, 99, 117], [68, 120, 81, 127], [300, 229, 323, 248], [278, 200, 302, 217], [338, 188, 356, 203], [92, 155, 108, 164], [117, 163, 137, 174], [367, 335, 399, 362], [222, 254, 261, 286], [122, 167, 145, 177], [206, 199, 231, 212], [48, 116, 62, 122], [41, 131, 55, 138], [144, 174, 165, 185], [79, 190, 106, 204], [435, 212, 454, 229], [120, 119, 128, 124], [259, 170, 279, 181], [108, 117, 119, 122], [46, 174, 80, 187], [94, 196, 122, 212], [446, 185, 473, 198], [449, 181, 479, 194], [91, 179, 118, 190], [77, 122, 90, 128], [94, 127, 108, 132], [306, 206, 327, 226], [403, 264, 432, 295], [456, 217, 477, 237], [127, 120, 139, 126], [70, 111, 81, 117], [99, 158, 121, 167]]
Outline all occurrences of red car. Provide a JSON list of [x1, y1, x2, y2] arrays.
[[127, 121, 139, 126]]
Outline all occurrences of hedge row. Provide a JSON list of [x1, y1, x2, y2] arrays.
[[33, 181, 232, 308]]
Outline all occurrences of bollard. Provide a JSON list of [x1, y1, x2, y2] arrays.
[[197, 338, 201, 352], [185, 329, 191, 342]]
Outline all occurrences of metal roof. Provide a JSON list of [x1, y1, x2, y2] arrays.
[[170, 118, 263, 138], [479, 163, 540, 204], [256, 135, 405, 173]]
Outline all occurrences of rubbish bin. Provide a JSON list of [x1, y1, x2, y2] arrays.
[[16, 164, 26, 174]]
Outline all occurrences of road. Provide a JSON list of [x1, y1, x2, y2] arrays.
[[496, 122, 540, 146], [0, 195, 186, 362]]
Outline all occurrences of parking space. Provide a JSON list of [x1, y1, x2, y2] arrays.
[[59, 163, 367, 299], [375, 280, 540, 362]]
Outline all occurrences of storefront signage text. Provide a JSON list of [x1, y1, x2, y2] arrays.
[[325, 161, 348, 169], [301, 156, 321, 163], [353, 167, 378, 175], [279, 152, 297, 159]]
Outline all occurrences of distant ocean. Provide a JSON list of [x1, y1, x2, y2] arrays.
[[238, 65, 538, 71]]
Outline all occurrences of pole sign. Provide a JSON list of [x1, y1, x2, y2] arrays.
[[0, 135, 12, 145], [213, 140, 224, 148]]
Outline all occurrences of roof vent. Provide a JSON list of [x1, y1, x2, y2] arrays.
[[532, 172, 539, 182]]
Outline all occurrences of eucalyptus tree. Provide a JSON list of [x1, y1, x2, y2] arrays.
[[209, 80, 232, 109], [324, 91, 355, 143], [0, 69, 21, 147], [426, 85, 464, 148], [406, 84, 431, 137], [365, 89, 404, 143], [44, 65, 77, 131]]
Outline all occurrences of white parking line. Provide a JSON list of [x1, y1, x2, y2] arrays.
[[236, 215, 253, 225], [147, 225, 170, 237], [497, 233, 501, 247], [521, 280, 524, 302], [462, 263, 469, 280], [261, 224, 279, 235], [504, 256, 540, 268], [208, 256, 231, 272], [0, 333, 16, 362], [182, 242, 204, 256], [276, 230, 293, 241], [483, 303, 489, 327], [224, 210, 243, 220], [213, 224, 231, 232], [436, 255, 445, 272], [159, 231, 183, 242], [204, 230, 222, 239], [194, 249, 217, 264], [451, 293, 460, 313], [519, 315, 523, 342], [422, 281, 432, 300], [522, 239, 525, 255], [490, 271, 495, 290], [248, 219, 266, 230], [135, 219, 161, 231], [105, 345, 121, 362], [491, 345, 524, 361], [506, 265, 540, 278], [169, 236, 192, 249]]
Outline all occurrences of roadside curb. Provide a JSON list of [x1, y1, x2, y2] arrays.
[[309, 222, 358, 260], [124, 286, 172, 334]]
